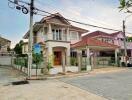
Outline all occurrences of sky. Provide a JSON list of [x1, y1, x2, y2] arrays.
[[0, 0, 132, 48]]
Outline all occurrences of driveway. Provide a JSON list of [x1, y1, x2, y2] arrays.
[[0, 66, 26, 85], [60, 68, 132, 100]]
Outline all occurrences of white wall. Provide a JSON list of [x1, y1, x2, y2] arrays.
[[0, 56, 12, 66]]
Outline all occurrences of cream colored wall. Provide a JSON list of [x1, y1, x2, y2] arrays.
[[70, 31, 81, 44], [0, 41, 11, 53], [22, 43, 28, 54], [46, 41, 70, 66], [34, 23, 81, 44]]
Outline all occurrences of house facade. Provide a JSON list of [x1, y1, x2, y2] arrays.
[[23, 13, 132, 74], [82, 31, 132, 57], [0, 36, 11, 54], [23, 13, 88, 73]]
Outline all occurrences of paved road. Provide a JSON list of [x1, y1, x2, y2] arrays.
[[60, 68, 132, 100], [0, 66, 26, 85]]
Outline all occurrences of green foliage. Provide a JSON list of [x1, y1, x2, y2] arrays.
[[70, 57, 77, 66], [33, 53, 43, 65], [127, 37, 132, 42], [119, 0, 132, 11], [14, 57, 28, 67], [47, 62, 52, 71], [47, 55, 53, 71], [7, 46, 11, 52], [14, 40, 23, 55]]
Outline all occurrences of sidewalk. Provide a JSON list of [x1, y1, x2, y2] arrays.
[[29, 67, 127, 80], [0, 79, 107, 100]]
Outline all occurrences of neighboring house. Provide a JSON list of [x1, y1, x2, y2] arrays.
[[110, 31, 132, 57], [82, 31, 132, 57], [71, 31, 120, 69], [23, 13, 88, 71], [22, 42, 28, 54], [0, 36, 11, 53]]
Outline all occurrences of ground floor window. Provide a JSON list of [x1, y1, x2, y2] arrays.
[[70, 51, 77, 57]]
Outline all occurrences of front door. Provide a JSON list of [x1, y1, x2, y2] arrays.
[[54, 51, 62, 65]]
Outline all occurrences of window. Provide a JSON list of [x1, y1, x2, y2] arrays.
[[70, 51, 77, 57], [52, 29, 62, 40], [70, 31, 78, 40], [82, 50, 87, 57]]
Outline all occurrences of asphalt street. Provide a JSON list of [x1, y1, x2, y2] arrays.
[[60, 68, 132, 100]]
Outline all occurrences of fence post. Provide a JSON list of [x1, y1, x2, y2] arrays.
[[77, 50, 81, 72]]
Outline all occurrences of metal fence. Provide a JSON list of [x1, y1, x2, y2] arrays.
[[14, 57, 28, 68]]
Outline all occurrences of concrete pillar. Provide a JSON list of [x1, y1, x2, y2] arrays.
[[77, 50, 82, 72], [131, 50, 132, 57], [48, 47, 53, 67], [66, 47, 70, 66], [86, 47, 92, 71], [115, 48, 119, 66], [48, 23, 52, 40], [66, 27, 70, 41], [62, 50, 66, 73]]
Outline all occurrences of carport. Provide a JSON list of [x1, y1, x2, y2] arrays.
[[71, 38, 119, 70]]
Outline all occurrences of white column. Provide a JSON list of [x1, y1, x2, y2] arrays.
[[62, 50, 66, 73], [66, 27, 70, 41], [77, 50, 82, 72], [115, 48, 119, 66], [61, 28, 64, 41], [48, 23, 52, 40], [66, 47, 70, 66], [48, 47, 53, 67], [86, 47, 92, 71]]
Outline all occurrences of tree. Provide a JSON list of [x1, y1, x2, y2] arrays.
[[14, 40, 23, 55], [7, 46, 11, 52], [127, 36, 132, 42], [33, 53, 43, 76], [119, 0, 132, 12]]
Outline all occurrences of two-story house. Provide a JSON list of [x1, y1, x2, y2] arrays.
[[0, 36, 11, 54], [110, 31, 132, 57], [23, 13, 88, 70]]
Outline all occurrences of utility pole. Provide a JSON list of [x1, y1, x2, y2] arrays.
[[28, 0, 34, 79], [123, 20, 127, 66]]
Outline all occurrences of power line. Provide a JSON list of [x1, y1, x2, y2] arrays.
[[8, 0, 132, 33], [36, 0, 122, 30], [34, 8, 121, 31]]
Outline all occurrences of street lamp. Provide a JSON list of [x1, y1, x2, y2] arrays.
[[122, 14, 132, 66]]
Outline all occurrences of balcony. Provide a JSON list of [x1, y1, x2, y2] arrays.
[[52, 29, 67, 41]]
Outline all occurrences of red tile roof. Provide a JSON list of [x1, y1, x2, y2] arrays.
[[110, 31, 123, 37], [82, 31, 110, 39], [71, 38, 119, 49]]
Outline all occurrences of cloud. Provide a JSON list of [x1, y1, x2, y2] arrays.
[[23, 0, 132, 38]]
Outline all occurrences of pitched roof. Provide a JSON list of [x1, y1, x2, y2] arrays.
[[23, 13, 88, 39], [110, 31, 123, 36], [71, 38, 119, 49], [82, 31, 110, 39]]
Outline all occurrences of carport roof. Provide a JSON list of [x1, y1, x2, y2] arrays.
[[71, 38, 119, 49]]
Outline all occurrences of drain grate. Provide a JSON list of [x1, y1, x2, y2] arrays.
[[12, 80, 29, 85]]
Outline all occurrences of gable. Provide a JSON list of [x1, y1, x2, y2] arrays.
[[116, 32, 124, 38], [46, 16, 70, 25]]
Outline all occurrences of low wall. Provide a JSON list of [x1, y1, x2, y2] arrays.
[[0, 56, 12, 66], [49, 66, 79, 75], [13, 65, 42, 76]]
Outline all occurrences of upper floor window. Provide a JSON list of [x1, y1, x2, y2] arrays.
[[52, 29, 62, 41], [70, 31, 78, 40]]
